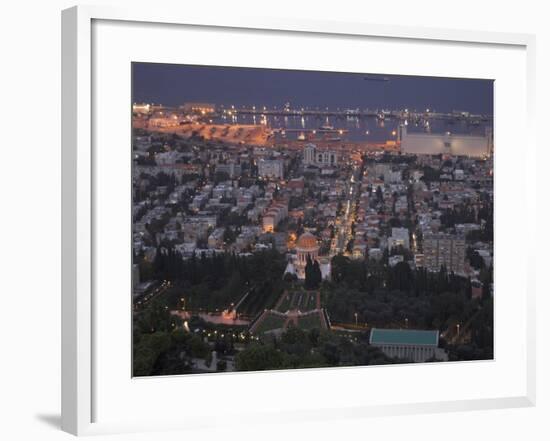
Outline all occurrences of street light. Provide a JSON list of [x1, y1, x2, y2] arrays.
[[354, 312, 358, 326]]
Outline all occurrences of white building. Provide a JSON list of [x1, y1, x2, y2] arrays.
[[303, 144, 316, 165], [384, 169, 402, 183], [303, 144, 338, 167], [453, 169, 465, 180], [155, 151, 182, 166], [262, 201, 288, 233], [132, 103, 151, 114], [258, 159, 284, 179], [207, 228, 226, 249], [388, 227, 410, 250], [399, 125, 492, 158], [216, 162, 242, 178]]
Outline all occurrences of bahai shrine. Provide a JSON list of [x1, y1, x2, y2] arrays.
[[284, 232, 331, 280]]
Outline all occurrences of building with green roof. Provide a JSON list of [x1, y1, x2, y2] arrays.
[[369, 328, 446, 362]]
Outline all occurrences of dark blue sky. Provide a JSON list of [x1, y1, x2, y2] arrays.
[[133, 63, 493, 115]]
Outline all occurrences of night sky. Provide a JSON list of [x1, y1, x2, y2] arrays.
[[132, 63, 494, 115]]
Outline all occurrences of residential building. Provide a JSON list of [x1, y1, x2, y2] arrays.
[[207, 227, 226, 249], [216, 162, 242, 178], [423, 233, 466, 274], [388, 227, 410, 250], [262, 201, 288, 233], [303, 144, 338, 167], [258, 159, 284, 179]]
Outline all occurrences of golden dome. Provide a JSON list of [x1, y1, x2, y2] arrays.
[[296, 232, 318, 250]]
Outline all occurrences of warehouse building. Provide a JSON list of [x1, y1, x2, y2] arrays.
[[399, 125, 492, 158], [370, 328, 447, 362]]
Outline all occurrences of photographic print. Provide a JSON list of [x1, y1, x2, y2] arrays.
[[132, 63, 494, 377]]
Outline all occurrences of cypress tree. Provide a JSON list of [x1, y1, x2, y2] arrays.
[[305, 255, 313, 289], [312, 260, 322, 288]]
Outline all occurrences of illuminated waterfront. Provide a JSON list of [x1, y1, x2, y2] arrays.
[[213, 111, 491, 143]]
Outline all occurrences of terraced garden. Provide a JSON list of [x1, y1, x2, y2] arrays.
[[251, 289, 328, 335], [297, 311, 327, 330], [250, 311, 287, 334], [274, 290, 319, 313]]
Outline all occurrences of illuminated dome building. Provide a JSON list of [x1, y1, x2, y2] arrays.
[[284, 232, 331, 281], [296, 232, 319, 265]]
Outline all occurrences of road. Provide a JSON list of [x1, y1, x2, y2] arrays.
[[133, 280, 171, 310], [330, 163, 362, 256]]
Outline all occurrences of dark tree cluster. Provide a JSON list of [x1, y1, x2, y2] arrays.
[[420, 166, 441, 182], [439, 204, 477, 228], [143, 247, 287, 316], [236, 328, 395, 371], [134, 306, 254, 376], [304, 256, 322, 290], [330, 255, 474, 298], [323, 254, 492, 361]]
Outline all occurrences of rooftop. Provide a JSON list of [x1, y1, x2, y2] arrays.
[[370, 328, 439, 346], [296, 232, 318, 250]]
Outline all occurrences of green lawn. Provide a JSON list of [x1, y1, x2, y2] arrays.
[[253, 312, 287, 334], [304, 292, 318, 311], [275, 293, 293, 313], [297, 312, 324, 330]]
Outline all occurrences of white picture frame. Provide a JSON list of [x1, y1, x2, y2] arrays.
[[62, 5, 537, 436]]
